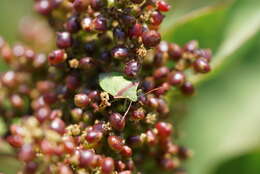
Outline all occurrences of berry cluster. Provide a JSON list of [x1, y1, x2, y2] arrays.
[[0, 0, 211, 174]]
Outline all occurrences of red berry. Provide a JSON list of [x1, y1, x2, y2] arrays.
[[19, 144, 35, 162], [50, 118, 66, 134], [151, 11, 165, 25], [142, 30, 161, 48], [48, 49, 67, 65], [35, 106, 51, 122], [129, 24, 143, 38], [157, 0, 171, 12], [56, 32, 73, 49], [7, 135, 23, 148], [193, 58, 211, 73], [120, 145, 132, 157], [107, 135, 124, 152], [153, 66, 169, 79], [86, 130, 103, 145], [168, 71, 185, 86], [181, 82, 195, 95], [131, 108, 145, 121], [79, 150, 98, 168], [101, 157, 115, 174], [74, 93, 90, 108], [155, 122, 172, 137], [109, 113, 126, 131]]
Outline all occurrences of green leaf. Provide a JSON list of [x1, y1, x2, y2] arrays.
[[181, 30, 260, 174], [162, 0, 260, 85], [99, 72, 139, 102]]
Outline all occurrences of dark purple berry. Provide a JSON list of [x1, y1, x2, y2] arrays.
[[56, 32, 73, 49], [168, 71, 185, 86], [142, 30, 161, 48], [111, 47, 129, 59], [101, 157, 115, 174], [193, 58, 211, 73], [181, 82, 195, 95], [109, 113, 126, 131], [124, 60, 140, 77]]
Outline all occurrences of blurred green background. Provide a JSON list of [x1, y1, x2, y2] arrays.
[[1, 0, 260, 174]]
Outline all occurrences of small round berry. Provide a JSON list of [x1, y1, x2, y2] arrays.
[[193, 58, 211, 73], [101, 157, 115, 174], [73, 0, 89, 12], [19, 144, 35, 162], [62, 136, 75, 154], [181, 82, 195, 96], [113, 27, 126, 43], [155, 122, 172, 137], [7, 135, 23, 148], [35, 106, 51, 123], [122, 15, 136, 27], [111, 47, 129, 59], [142, 30, 161, 48], [93, 16, 107, 32], [56, 32, 73, 49], [155, 82, 170, 96], [66, 74, 80, 90], [129, 23, 143, 38], [148, 97, 159, 109], [109, 113, 126, 131], [157, 0, 171, 12], [160, 157, 175, 170], [107, 135, 124, 152], [168, 43, 182, 61], [157, 98, 169, 115], [151, 11, 165, 26], [196, 49, 212, 61], [153, 66, 169, 79], [48, 49, 67, 65], [66, 16, 80, 33], [50, 118, 66, 134], [91, 0, 107, 10], [58, 164, 73, 174], [81, 17, 93, 31], [74, 93, 90, 108], [24, 161, 38, 174], [184, 40, 198, 52], [168, 71, 185, 86], [34, 0, 53, 15], [146, 130, 157, 145], [86, 130, 103, 145], [124, 60, 140, 77], [141, 77, 155, 92], [120, 145, 132, 157], [79, 57, 96, 71], [131, 108, 145, 121], [79, 150, 98, 168]]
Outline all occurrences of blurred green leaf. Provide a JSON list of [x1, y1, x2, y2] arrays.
[[162, 2, 231, 51], [181, 29, 260, 174], [162, 0, 260, 85], [99, 72, 139, 102], [213, 150, 260, 174]]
